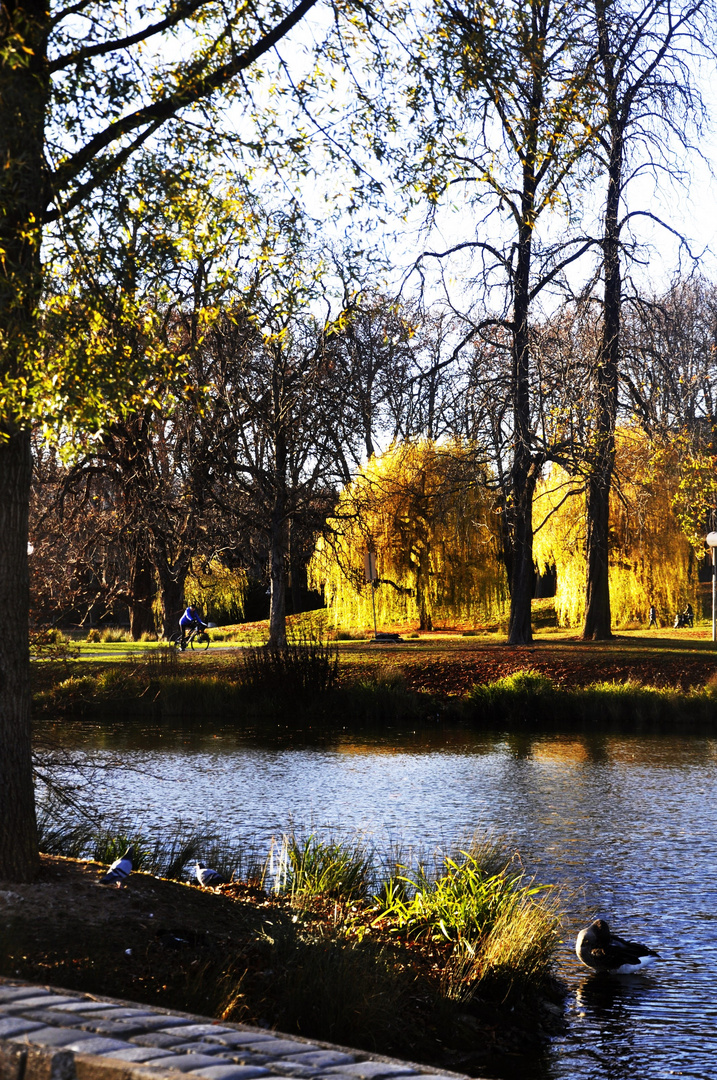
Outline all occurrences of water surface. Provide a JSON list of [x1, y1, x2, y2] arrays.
[[37, 719, 717, 1080]]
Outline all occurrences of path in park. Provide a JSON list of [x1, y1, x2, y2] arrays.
[[0, 979, 473, 1080]]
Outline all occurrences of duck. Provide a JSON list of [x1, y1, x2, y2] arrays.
[[576, 918, 660, 974], [99, 846, 134, 887], [195, 861, 228, 888]]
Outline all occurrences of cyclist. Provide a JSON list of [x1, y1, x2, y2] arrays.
[[179, 605, 207, 649]]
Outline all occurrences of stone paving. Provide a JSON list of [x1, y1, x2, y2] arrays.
[[0, 979, 473, 1080]]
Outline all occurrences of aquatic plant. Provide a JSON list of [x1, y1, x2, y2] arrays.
[[266, 833, 374, 903]]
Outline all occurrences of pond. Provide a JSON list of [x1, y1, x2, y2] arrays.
[[36, 719, 717, 1080]]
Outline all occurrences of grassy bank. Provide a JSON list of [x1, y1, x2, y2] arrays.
[[33, 644, 717, 730], [0, 829, 563, 1079]]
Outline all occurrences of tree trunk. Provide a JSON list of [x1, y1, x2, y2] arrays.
[[268, 505, 288, 647], [507, 204, 538, 645], [268, 430, 288, 648], [156, 556, 190, 639], [129, 548, 156, 639], [0, 0, 50, 880], [583, 10, 621, 641], [0, 431, 39, 880]]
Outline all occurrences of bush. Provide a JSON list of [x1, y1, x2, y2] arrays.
[[100, 627, 131, 643], [239, 635, 339, 704], [85, 628, 101, 643]]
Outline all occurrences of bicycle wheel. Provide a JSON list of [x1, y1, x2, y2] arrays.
[[190, 631, 210, 651], [169, 632, 185, 651]]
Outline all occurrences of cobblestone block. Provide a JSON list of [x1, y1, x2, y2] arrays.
[[263, 1063, 317, 1077], [121, 1019, 195, 1035], [145, 1055, 225, 1072], [202, 1053, 269, 1068], [10, 1027, 96, 1049], [1, 998, 80, 1014], [63, 1039, 134, 1055], [70, 1012, 158, 1022], [237, 1042, 319, 1058], [128, 1034, 194, 1050], [284, 1053, 355, 1069], [325, 1066, 417, 1079], [0, 1018, 46, 1038], [101, 1049, 178, 1064], [158, 1028, 234, 1040], [24, 1047, 75, 1080], [187, 1067, 269, 1080], [0, 1041, 27, 1080], [47, 1004, 106, 1015], [15, 1011, 91, 1029], [0, 988, 56, 1005], [165, 1045, 225, 1057], [202, 1035, 274, 1049]]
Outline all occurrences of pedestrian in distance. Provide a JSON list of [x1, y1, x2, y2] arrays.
[[648, 604, 658, 629]]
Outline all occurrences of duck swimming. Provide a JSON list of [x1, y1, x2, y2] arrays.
[[576, 919, 660, 974]]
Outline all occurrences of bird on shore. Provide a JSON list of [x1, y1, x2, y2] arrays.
[[195, 861, 228, 888], [99, 846, 134, 887], [576, 919, 660, 974]]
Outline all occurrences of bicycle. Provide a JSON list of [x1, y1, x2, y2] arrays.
[[170, 625, 210, 652]]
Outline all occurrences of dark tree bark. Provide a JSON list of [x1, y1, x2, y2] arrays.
[[582, 0, 706, 639], [129, 547, 156, 639], [507, 137, 540, 646], [0, 432, 39, 880], [583, 120, 621, 640], [268, 431, 289, 648], [156, 553, 190, 640], [0, 0, 49, 880]]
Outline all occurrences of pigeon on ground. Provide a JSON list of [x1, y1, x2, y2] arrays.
[[576, 918, 661, 974], [99, 846, 134, 887], [195, 861, 228, 888]]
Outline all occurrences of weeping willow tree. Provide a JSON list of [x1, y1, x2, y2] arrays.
[[309, 441, 508, 630], [534, 428, 697, 627], [185, 560, 248, 625]]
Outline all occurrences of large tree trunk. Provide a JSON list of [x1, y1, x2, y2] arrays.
[[507, 204, 537, 646], [129, 548, 156, 639], [0, 0, 50, 880], [0, 432, 39, 880], [156, 555, 190, 639], [583, 10, 621, 641], [268, 431, 288, 648]]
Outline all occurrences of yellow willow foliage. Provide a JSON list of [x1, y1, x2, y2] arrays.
[[185, 559, 247, 624], [308, 441, 508, 630], [534, 429, 698, 627]]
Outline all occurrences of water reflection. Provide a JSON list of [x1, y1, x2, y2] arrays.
[[35, 719, 717, 1080]]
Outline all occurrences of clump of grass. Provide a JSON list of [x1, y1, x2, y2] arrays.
[[37, 811, 265, 884], [223, 927, 409, 1052], [142, 645, 180, 673], [467, 668, 557, 722], [265, 833, 373, 903], [239, 634, 339, 704], [372, 841, 559, 1002], [100, 627, 131, 643], [85, 628, 101, 643], [30, 629, 80, 663]]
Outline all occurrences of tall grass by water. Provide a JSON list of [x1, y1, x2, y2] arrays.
[[36, 811, 560, 1011], [465, 667, 717, 728]]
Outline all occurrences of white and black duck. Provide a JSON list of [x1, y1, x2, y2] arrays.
[[576, 918, 660, 974], [195, 861, 228, 888], [99, 846, 134, 887]]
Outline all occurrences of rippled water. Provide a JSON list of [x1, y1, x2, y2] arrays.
[[37, 720, 717, 1080]]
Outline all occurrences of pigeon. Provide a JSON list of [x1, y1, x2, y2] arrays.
[[99, 846, 134, 887], [195, 861, 228, 888], [576, 918, 661, 974]]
